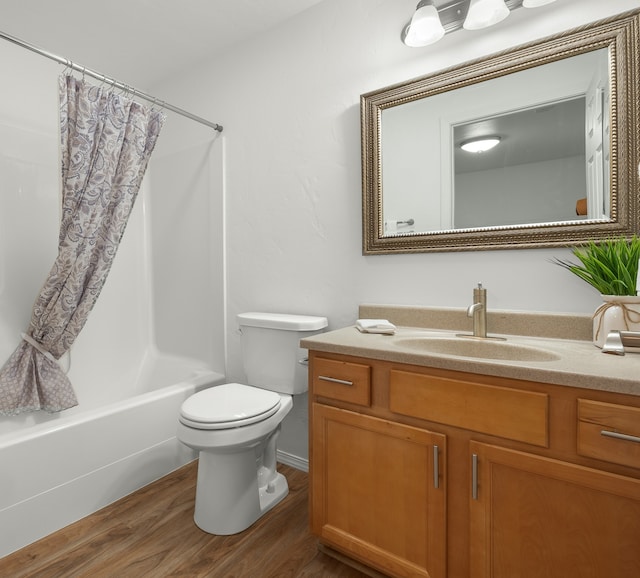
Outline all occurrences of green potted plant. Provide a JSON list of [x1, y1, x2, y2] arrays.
[[554, 236, 640, 347]]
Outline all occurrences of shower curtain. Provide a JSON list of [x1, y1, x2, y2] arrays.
[[0, 75, 165, 416]]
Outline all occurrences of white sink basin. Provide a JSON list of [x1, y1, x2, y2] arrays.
[[392, 335, 560, 362]]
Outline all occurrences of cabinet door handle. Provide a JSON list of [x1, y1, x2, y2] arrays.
[[433, 445, 440, 489], [318, 375, 353, 386], [471, 453, 479, 500], [601, 429, 640, 444]]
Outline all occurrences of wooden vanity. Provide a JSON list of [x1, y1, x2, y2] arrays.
[[303, 308, 640, 578]]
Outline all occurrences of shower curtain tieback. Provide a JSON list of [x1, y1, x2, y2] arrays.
[[0, 75, 165, 416], [20, 333, 57, 363]]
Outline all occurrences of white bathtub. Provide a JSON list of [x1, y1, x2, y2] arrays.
[[0, 350, 225, 558]]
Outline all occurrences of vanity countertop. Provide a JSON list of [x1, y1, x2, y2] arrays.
[[300, 305, 640, 397]]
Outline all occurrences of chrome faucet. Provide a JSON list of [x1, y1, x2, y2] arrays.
[[467, 283, 487, 338]]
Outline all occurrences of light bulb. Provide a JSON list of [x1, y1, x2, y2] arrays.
[[403, 1, 445, 47], [463, 0, 510, 31]]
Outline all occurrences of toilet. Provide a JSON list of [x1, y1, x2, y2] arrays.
[[177, 312, 328, 535]]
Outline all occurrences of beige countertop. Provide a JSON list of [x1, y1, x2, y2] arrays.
[[300, 305, 640, 397]]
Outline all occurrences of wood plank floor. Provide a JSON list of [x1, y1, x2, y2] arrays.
[[0, 462, 373, 578]]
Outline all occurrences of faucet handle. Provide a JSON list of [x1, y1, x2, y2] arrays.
[[473, 283, 486, 302]]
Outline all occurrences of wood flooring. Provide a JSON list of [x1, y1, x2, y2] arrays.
[[0, 462, 374, 578]]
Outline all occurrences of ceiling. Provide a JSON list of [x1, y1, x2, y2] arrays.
[[454, 97, 587, 174], [0, 0, 325, 90]]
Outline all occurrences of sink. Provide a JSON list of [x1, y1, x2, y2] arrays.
[[392, 336, 560, 362]]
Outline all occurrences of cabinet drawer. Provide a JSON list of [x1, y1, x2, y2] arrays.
[[389, 369, 548, 446], [312, 357, 371, 406], [578, 399, 640, 469]]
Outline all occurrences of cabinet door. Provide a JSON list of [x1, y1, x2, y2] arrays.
[[469, 441, 640, 578], [311, 403, 446, 578]]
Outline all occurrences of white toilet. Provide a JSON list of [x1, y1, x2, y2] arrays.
[[177, 312, 327, 535]]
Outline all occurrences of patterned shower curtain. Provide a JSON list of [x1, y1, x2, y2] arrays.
[[0, 75, 165, 415]]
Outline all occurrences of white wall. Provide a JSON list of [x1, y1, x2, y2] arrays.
[[151, 0, 639, 461]]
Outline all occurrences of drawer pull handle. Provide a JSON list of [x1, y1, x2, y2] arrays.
[[318, 375, 353, 386], [472, 453, 479, 500], [433, 445, 440, 489], [601, 429, 640, 444]]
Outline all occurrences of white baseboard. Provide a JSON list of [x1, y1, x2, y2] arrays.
[[277, 449, 309, 472]]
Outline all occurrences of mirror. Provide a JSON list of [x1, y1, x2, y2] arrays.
[[362, 10, 639, 253]]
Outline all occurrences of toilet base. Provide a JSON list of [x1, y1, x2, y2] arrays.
[[192, 444, 289, 535]]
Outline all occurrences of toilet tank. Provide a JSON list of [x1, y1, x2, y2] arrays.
[[238, 312, 328, 394]]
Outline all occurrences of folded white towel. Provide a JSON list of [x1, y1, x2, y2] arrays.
[[355, 319, 397, 335]]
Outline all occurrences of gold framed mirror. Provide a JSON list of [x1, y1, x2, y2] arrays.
[[362, 10, 639, 254]]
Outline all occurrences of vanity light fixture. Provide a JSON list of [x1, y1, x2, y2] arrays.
[[463, 0, 510, 30], [460, 136, 501, 153], [402, 0, 446, 47], [401, 0, 558, 47]]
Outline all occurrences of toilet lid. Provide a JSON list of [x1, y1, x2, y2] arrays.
[[179, 383, 282, 430]]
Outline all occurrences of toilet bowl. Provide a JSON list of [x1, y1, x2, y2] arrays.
[[177, 312, 327, 535]]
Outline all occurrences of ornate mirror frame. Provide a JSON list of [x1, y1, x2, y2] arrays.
[[362, 10, 639, 254]]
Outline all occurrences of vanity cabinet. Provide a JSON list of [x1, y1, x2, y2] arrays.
[[308, 351, 640, 578], [469, 441, 640, 578], [310, 356, 446, 578]]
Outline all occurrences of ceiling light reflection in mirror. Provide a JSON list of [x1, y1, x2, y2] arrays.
[[459, 137, 501, 153]]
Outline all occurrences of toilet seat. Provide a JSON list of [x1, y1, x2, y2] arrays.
[[179, 383, 282, 430]]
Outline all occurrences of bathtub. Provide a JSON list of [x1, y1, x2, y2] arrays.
[[0, 350, 225, 558], [0, 70, 226, 557]]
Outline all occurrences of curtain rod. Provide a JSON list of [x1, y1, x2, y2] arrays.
[[0, 28, 223, 133]]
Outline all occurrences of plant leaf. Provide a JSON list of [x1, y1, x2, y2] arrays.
[[552, 236, 640, 296]]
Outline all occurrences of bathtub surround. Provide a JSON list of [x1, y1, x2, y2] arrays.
[[0, 138, 225, 555], [0, 44, 225, 556], [0, 75, 164, 416]]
